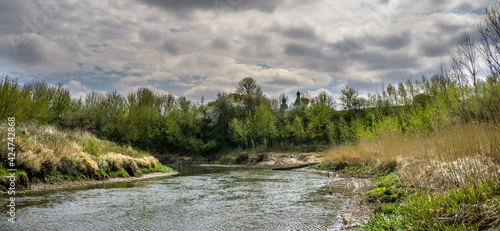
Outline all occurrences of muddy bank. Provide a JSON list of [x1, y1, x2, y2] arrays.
[[3, 171, 177, 194]]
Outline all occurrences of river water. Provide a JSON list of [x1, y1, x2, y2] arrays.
[[1, 165, 354, 231]]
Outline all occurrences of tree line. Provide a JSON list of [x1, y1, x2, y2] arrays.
[[1, 72, 499, 157]]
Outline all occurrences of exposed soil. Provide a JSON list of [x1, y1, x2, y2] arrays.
[[252, 152, 324, 167], [3, 171, 177, 194]]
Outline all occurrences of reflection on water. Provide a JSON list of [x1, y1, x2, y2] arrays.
[[1, 165, 354, 231]]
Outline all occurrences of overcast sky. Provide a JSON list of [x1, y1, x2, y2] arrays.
[[0, 0, 496, 101]]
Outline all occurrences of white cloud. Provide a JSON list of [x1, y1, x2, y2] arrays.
[[64, 80, 92, 99]]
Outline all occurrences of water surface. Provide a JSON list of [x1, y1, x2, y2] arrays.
[[1, 165, 353, 230]]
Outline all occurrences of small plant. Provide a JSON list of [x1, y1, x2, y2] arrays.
[[99, 169, 109, 178], [117, 167, 130, 177], [73, 171, 86, 180], [376, 175, 396, 187], [150, 163, 173, 173], [63, 175, 74, 181]]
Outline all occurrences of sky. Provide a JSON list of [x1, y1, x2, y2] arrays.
[[0, 0, 497, 102]]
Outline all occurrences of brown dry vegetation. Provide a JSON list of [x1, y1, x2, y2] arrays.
[[325, 123, 500, 192], [0, 124, 169, 190]]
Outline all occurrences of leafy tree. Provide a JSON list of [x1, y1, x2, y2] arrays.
[[340, 84, 360, 111], [236, 77, 266, 111], [228, 118, 249, 148]]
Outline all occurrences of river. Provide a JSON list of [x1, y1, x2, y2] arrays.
[[1, 165, 354, 230]]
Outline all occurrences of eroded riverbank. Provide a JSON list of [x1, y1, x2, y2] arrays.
[[1, 171, 178, 194]]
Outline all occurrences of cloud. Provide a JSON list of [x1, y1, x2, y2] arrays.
[[64, 80, 92, 99], [137, 0, 285, 18], [279, 25, 318, 40], [0, 0, 497, 102]]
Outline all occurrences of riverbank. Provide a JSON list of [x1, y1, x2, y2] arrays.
[[0, 125, 176, 194], [4, 171, 178, 194]]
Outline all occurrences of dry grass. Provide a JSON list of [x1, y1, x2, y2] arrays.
[[1, 124, 162, 180], [325, 123, 500, 191]]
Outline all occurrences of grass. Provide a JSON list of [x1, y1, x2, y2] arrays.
[[321, 122, 500, 230], [0, 124, 172, 190], [365, 174, 407, 203], [360, 182, 500, 230]]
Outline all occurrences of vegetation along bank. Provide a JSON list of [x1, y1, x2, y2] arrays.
[[0, 124, 174, 193]]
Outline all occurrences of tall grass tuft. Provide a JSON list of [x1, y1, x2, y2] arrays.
[[0, 124, 169, 187]]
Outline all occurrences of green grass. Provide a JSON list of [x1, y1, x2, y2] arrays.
[[140, 163, 173, 173], [116, 168, 130, 177], [364, 174, 407, 203], [0, 167, 8, 176], [360, 181, 500, 230], [150, 163, 173, 172], [99, 169, 109, 178]]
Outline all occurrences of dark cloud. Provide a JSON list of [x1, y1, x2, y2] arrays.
[[280, 26, 318, 40], [162, 41, 179, 55], [350, 51, 420, 71], [0, 1, 29, 34], [139, 28, 163, 43], [137, 0, 284, 15], [211, 37, 229, 50], [283, 43, 323, 58], [373, 31, 411, 49], [5, 36, 53, 66], [435, 21, 464, 34], [419, 42, 451, 57], [328, 37, 368, 56]]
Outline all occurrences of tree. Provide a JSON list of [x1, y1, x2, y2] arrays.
[[312, 91, 335, 108], [228, 118, 249, 148], [235, 77, 266, 111], [339, 84, 360, 111], [450, 30, 479, 94], [478, 2, 500, 82]]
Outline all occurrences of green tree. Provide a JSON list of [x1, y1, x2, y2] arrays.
[[228, 118, 249, 148], [236, 77, 266, 111], [339, 84, 360, 111]]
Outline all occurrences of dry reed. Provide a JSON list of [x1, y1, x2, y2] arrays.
[[325, 123, 500, 191]]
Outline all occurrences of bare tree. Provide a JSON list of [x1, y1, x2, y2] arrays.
[[478, 2, 500, 81], [450, 30, 479, 94]]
